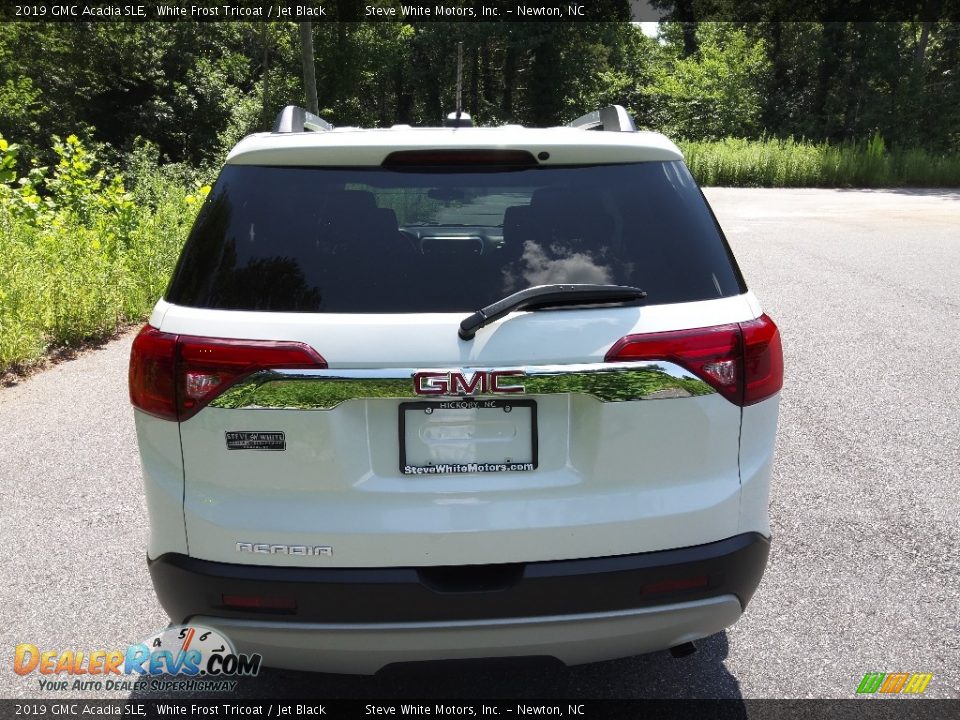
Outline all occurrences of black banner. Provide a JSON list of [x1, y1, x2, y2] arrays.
[[0, 700, 957, 720], [3, 0, 959, 23]]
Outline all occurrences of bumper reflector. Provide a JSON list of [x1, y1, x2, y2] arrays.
[[642, 575, 709, 595], [221, 594, 297, 612]]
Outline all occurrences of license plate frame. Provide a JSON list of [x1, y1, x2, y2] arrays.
[[398, 399, 538, 475]]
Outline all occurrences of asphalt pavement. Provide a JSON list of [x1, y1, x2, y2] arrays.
[[1, 188, 958, 700]]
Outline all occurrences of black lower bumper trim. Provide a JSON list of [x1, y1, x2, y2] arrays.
[[149, 533, 769, 624]]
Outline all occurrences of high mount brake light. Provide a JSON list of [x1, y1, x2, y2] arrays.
[[605, 314, 782, 407], [381, 149, 538, 167], [129, 325, 327, 421]]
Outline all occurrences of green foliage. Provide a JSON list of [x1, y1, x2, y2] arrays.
[[3, 20, 960, 165], [681, 135, 960, 187], [0, 22, 267, 168], [648, 26, 771, 141], [0, 136, 17, 183], [0, 133, 200, 373]]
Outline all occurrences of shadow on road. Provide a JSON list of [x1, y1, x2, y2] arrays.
[[128, 632, 745, 702]]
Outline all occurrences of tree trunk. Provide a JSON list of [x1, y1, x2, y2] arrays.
[[502, 43, 516, 120], [481, 37, 496, 113], [815, 22, 847, 141], [528, 36, 563, 127], [914, 21, 932, 67], [395, 65, 412, 124], [469, 44, 479, 117], [300, 22, 319, 115], [842, 26, 867, 142], [765, 22, 786, 128], [681, 22, 699, 58], [260, 23, 271, 128], [673, 0, 699, 58]]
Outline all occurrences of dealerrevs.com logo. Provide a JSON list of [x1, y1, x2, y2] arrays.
[[14, 625, 261, 693]]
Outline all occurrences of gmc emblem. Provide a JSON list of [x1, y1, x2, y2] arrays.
[[413, 370, 525, 396]]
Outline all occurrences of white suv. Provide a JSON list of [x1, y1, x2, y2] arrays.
[[129, 105, 782, 674]]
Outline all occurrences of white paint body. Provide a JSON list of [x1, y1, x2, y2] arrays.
[[139, 292, 776, 567], [226, 126, 684, 167], [132, 124, 779, 669]]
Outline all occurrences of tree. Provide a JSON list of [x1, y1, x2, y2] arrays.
[[649, 24, 771, 140], [300, 23, 319, 115]]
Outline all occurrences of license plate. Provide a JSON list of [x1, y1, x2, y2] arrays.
[[399, 399, 538, 475]]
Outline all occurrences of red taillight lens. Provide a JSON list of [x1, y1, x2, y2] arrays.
[[605, 323, 743, 404], [740, 314, 783, 406], [129, 325, 326, 421], [221, 594, 296, 612], [129, 326, 179, 421], [642, 575, 709, 595], [605, 314, 783, 407], [177, 336, 326, 418]]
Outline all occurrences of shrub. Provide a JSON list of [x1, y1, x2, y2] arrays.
[[0, 133, 200, 373], [681, 136, 960, 187]]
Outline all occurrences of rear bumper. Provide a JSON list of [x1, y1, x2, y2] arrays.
[[193, 596, 742, 674], [149, 532, 769, 672]]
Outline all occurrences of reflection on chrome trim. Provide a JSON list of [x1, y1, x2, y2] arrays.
[[209, 361, 715, 411]]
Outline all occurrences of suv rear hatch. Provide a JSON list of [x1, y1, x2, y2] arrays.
[[132, 157, 779, 568]]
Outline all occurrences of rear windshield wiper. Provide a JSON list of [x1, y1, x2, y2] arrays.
[[459, 284, 647, 340]]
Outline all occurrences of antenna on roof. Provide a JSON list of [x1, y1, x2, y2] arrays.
[[445, 41, 473, 128]]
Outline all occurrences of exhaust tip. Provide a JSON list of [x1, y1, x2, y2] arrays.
[[669, 641, 697, 658]]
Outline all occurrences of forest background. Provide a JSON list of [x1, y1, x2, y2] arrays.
[[1, 13, 957, 371]]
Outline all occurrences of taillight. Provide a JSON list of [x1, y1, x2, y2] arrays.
[[177, 336, 326, 418], [129, 325, 327, 421], [740, 314, 783, 406], [604, 314, 782, 407], [605, 323, 743, 403], [129, 326, 179, 421]]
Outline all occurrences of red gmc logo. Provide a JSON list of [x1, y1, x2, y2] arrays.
[[413, 370, 525, 396]]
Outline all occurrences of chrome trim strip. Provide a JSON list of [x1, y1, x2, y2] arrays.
[[209, 361, 715, 411]]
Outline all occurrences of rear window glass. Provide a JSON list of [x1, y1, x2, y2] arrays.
[[165, 161, 745, 313]]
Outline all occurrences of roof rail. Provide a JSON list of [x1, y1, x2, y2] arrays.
[[272, 105, 333, 133], [568, 105, 637, 133]]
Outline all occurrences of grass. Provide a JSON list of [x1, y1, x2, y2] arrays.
[[680, 136, 960, 187], [0, 190, 197, 375], [0, 136, 201, 375]]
